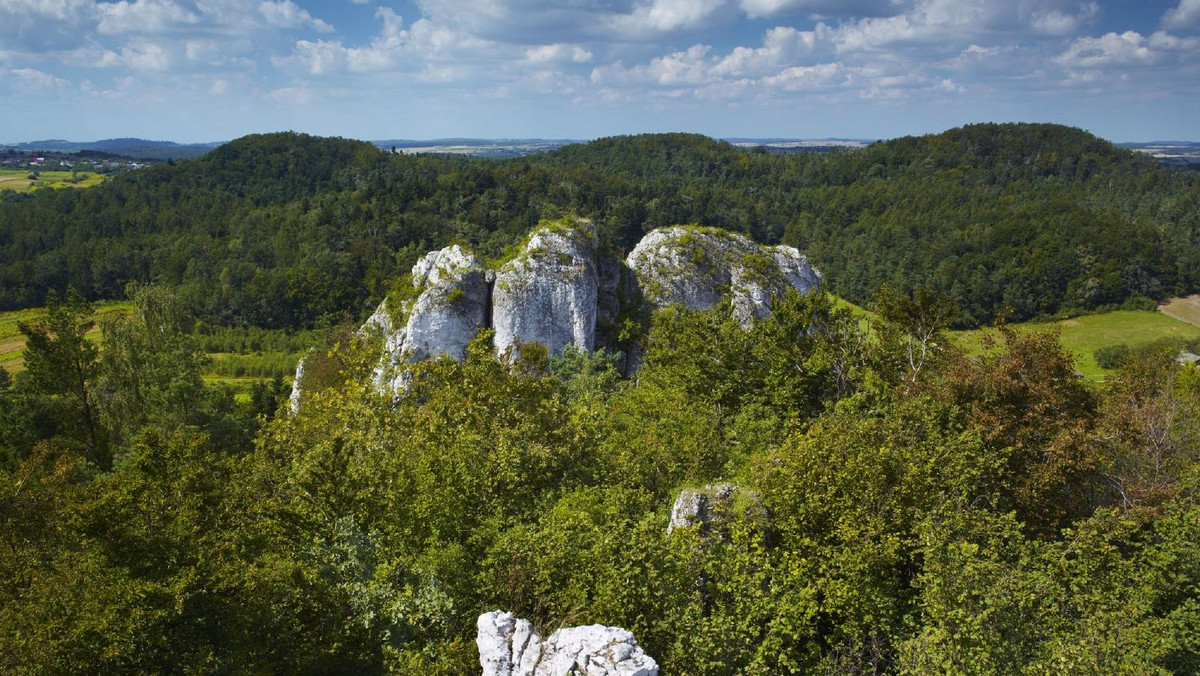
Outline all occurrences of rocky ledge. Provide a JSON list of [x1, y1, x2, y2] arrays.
[[477, 610, 658, 676]]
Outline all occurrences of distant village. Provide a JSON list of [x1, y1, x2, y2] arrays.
[[1, 149, 149, 175]]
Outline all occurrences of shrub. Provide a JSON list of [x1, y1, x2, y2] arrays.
[[1094, 344, 1131, 369]]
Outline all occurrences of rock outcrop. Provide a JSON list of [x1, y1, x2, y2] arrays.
[[667, 483, 736, 535], [493, 222, 598, 358], [287, 354, 307, 413], [373, 245, 490, 390], [289, 221, 824, 405], [626, 227, 821, 327], [477, 611, 658, 676]]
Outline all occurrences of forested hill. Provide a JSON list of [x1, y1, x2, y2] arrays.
[[1, 123, 1197, 327]]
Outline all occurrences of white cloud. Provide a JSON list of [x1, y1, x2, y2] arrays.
[[11, 67, 71, 90], [265, 85, 315, 104], [274, 8, 503, 77], [1056, 31, 1159, 68], [121, 41, 171, 71], [606, 0, 727, 34], [712, 26, 817, 76], [259, 0, 333, 33], [525, 43, 593, 64], [414, 0, 733, 43], [1164, 0, 1200, 30], [739, 0, 901, 20], [592, 45, 716, 86], [1148, 30, 1200, 51], [761, 62, 857, 90], [1030, 3, 1098, 37], [95, 0, 200, 35]]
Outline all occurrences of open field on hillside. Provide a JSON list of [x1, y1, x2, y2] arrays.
[[1159, 295, 1200, 328], [2, 304, 304, 398], [951, 310, 1200, 380], [0, 303, 133, 374], [0, 168, 105, 193]]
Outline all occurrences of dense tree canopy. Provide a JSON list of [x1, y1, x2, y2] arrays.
[[1, 284, 1197, 673], [2, 123, 1197, 328]]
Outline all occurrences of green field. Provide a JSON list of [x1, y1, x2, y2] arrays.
[[0, 168, 105, 193], [2, 303, 302, 400], [951, 310, 1200, 380], [0, 302, 134, 374]]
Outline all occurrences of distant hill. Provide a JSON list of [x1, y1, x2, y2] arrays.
[[1, 138, 222, 161]]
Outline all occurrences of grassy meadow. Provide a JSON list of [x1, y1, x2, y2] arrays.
[[951, 308, 1200, 380], [0, 168, 105, 193], [0, 302, 134, 374], [1, 304, 306, 399]]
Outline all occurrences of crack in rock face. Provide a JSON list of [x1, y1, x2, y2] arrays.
[[477, 611, 658, 676]]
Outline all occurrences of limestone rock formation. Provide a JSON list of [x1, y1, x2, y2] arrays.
[[374, 245, 490, 390], [289, 222, 824, 404], [287, 354, 307, 413], [493, 220, 599, 358], [667, 483, 736, 534], [477, 611, 658, 676], [625, 227, 821, 327]]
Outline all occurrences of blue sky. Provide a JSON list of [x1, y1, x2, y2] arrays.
[[1, 0, 1198, 142]]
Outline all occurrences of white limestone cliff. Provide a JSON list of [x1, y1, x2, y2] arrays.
[[373, 245, 490, 391], [492, 220, 598, 358]]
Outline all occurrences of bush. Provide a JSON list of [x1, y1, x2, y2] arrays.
[[1094, 344, 1131, 369]]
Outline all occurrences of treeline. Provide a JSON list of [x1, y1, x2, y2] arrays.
[[1, 124, 1198, 327], [1, 286, 1196, 673]]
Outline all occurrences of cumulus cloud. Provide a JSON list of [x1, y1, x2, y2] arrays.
[[274, 7, 503, 77], [95, 0, 200, 35], [1163, 0, 1200, 30], [739, 0, 902, 20], [592, 45, 716, 86], [761, 62, 860, 90], [11, 67, 72, 90], [1030, 3, 1098, 37], [711, 27, 818, 77], [525, 43, 593, 64], [1056, 31, 1159, 68], [605, 0, 728, 34], [259, 0, 333, 32]]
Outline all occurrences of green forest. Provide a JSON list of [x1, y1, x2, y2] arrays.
[[3, 123, 1199, 328], [1, 124, 1198, 674]]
